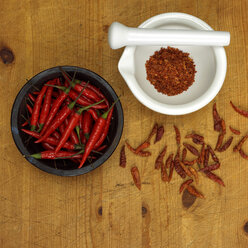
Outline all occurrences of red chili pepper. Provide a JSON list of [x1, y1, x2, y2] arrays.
[[186, 185, 205, 199], [154, 125, 164, 144], [229, 126, 241, 135], [54, 100, 103, 154], [125, 141, 151, 157], [32, 91, 40, 95], [217, 136, 233, 152], [119, 145, 126, 168], [94, 107, 114, 149], [230, 101, 248, 118], [82, 111, 93, 140], [174, 125, 181, 146], [96, 144, 107, 152], [28, 93, 36, 102], [52, 130, 60, 140], [21, 129, 81, 150], [42, 142, 55, 150], [79, 80, 109, 108], [205, 171, 225, 187], [233, 134, 248, 152], [179, 179, 193, 193], [68, 89, 107, 109], [59, 122, 66, 135], [213, 103, 222, 132], [78, 100, 118, 168], [130, 166, 141, 190], [87, 108, 99, 121], [21, 120, 29, 127], [38, 82, 54, 132], [155, 145, 167, 170], [183, 143, 199, 156], [26, 104, 33, 114], [70, 129, 79, 145], [30, 85, 48, 131], [30, 150, 83, 159], [40, 85, 71, 135], [239, 149, 248, 160]]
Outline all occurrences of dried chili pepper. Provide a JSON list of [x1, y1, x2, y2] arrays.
[[155, 145, 167, 170], [135, 141, 150, 154], [174, 147, 186, 179], [229, 126, 241, 135], [197, 143, 205, 165], [125, 141, 151, 157], [185, 133, 204, 145], [179, 161, 193, 178], [182, 148, 187, 162], [205, 171, 225, 187], [233, 135, 248, 152], [119, 145, 126, 168], [183, 143, 199, 156], [215, 133, 224, 151], [199, 163, 220, 172], [208, 145, 219, 163], [230, 101, 248, 118], [174, 125, 181, 146], [213, 103, 222, 132], [186, 185, 205, 199], [203, 147, 210, 168], [166, 154, 174, 169], [161, 160, 169, 182], [147, 123, 158, 143], [239, 149, 248, 160], [188, 167, 199, 184], [220, 119, 226, 134], [131, 166, 141, 190], [217, 136, 233, 152], [154, 125, 164, 144], [168, 158, 174, 182], [183, 159, 197, 166], [179, 179, 193, 194]]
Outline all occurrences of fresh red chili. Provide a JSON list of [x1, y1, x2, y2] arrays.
[[28, 93, 36, 102], [94, 107, 114, 149], [54, 100, 104, 154], [21, 129, 80, 150], [30, 150, 83, 159], [78, 101, 117, 168], [82, 111, 93, 141], [30, 84, 48, 131], [40, 85, 71, 135], [42, 142, 55, 150], [87, 108, 99, 121], [26, 104, 33, 114], [79, 80, 109, 108], [68, 89, 107, 109], [38, 82, 54, 132], [52, 130, 60, 140]]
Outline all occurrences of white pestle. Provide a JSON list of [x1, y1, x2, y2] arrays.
[[108, 22, 230, 49]]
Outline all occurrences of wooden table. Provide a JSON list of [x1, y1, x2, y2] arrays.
[[1, 0, 248, 247]]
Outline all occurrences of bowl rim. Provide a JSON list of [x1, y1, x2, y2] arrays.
[[118, 12, 227, 115], [11, 66, 124, 176]]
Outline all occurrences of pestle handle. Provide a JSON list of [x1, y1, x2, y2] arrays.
[[108, 22, 230, 49]]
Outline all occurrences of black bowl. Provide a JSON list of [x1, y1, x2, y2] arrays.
[[11, 66, 124, 176]]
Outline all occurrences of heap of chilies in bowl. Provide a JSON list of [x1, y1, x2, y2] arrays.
[[21, 69, 115, 168]]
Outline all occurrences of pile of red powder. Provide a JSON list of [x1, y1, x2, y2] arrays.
[[145, 47, 196, 96]]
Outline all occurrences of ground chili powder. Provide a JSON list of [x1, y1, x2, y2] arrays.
[[145, 46, 196, 96]]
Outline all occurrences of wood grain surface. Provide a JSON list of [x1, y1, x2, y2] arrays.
[[0, 0, 248, 247]]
